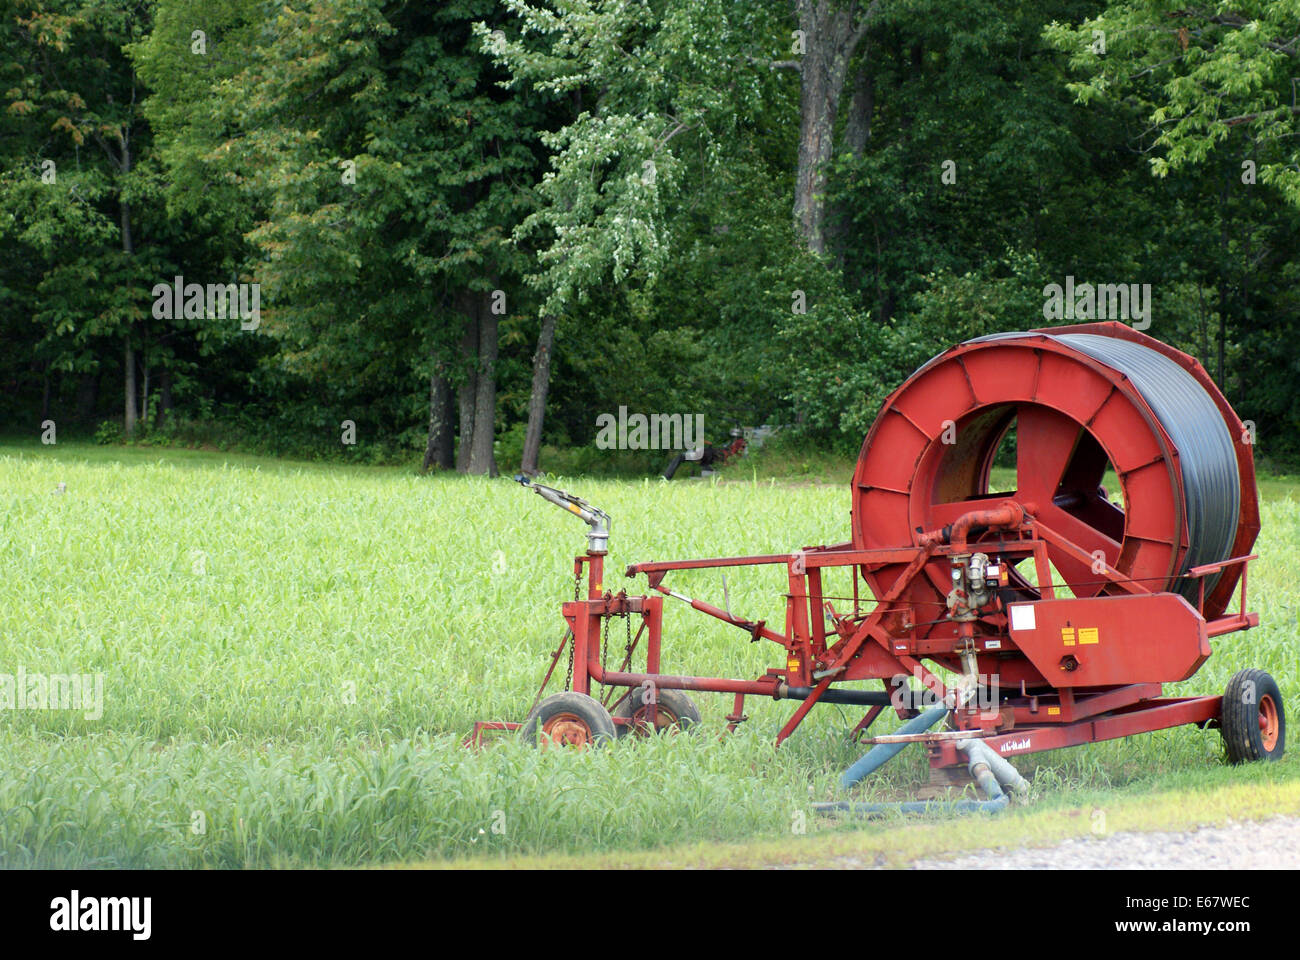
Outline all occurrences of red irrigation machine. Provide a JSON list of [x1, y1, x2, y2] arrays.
[[471, 323, 1283, 811]]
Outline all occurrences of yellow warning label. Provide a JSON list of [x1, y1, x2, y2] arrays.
[[787, 658, 800, 673], [1078, 627, 1100, 645], [1048, 706, 1061, 716], [1061, 627, 1076, 646]]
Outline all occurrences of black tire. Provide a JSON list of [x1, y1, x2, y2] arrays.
[[1221, 668, 1285, 764], [613, 686, 701, 736], [520, 692, 616, 748]]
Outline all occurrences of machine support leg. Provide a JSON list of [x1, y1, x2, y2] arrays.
[[850, 705, 886, 742], [776, 675, 834, 745]]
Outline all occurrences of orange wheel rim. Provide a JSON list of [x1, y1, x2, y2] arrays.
[[629, 707, 679, 736], [1258, 694, 1280, 751], [540, 712, 592, 748]]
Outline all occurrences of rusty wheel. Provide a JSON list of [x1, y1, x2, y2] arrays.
[[521, 692, 615, 748], [614, 687, 701, 737], [1260, 694, 1282, 753], [1222, 669, 1285, 764]]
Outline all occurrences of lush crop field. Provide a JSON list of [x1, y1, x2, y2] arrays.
[[0, 442, 1296, 868]]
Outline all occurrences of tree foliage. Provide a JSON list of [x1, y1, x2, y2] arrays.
[[4, 0, 1299, 467]]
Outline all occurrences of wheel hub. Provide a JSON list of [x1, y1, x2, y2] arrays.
[[540, 712, 593, 747], [627, 705, 680, 735], [1259, 694, 1280, 751]]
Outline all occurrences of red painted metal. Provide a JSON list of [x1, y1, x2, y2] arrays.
[[1005, 594, 1211, 687], [929, 695, 1224, 767], [1038, 322, 1261, 618], [1259, 694, 1281, 751], [855, 332, 1184, 630], [464, 720, 521, 748], [478, 324, 1266, 773]]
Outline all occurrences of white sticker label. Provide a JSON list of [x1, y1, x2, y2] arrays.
[[984, 640, 1002, 650], [1009, 604, 1036, 631]]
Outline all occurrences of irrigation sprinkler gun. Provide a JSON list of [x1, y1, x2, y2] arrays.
[[515, 475, 610, 556], [473, 324, 1284, 815]]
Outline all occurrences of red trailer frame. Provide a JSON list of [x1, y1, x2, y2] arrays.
[[470, 501, 1262, 770], [472, 326, 1280, 774]]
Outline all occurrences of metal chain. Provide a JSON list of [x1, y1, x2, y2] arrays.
[[565, 569, 581, 691], [599, 612, 611, 700]]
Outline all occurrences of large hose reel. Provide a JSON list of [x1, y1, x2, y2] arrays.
[[852, 323, 1259, 634]]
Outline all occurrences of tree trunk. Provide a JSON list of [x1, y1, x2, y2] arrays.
[[124, 342, 137, 437], [520, 314, 557, 476], [792, 0, 878, 255], [156, 368, 173, 429], [455, 303, 479, 472], [467, 299, 499, 477], [422, 365, 454, 472], [120, 141, 137, 438], [140, 361, 150, 429]]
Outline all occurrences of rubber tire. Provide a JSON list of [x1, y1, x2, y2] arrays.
[[1222, 668, 1285, 764], [520, 692, 616, 748], [613, 687, 701, 737]]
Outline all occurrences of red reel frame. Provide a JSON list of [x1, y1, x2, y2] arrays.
[[852, 323, 1258, 634]]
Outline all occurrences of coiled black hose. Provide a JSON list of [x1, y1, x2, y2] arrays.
[[1054, 333, 1239, 598], [965, 331, 1240, 599]]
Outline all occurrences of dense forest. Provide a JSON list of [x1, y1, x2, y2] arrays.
[[3, 0, 1298, 472]]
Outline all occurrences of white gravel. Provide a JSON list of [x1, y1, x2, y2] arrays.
[[777, 815, 1300, 869], [907, 815, 1300, 869]]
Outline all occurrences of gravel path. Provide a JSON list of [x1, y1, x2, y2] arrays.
[[909, 815, 1300, 869], [784, 816, 1300, 869]]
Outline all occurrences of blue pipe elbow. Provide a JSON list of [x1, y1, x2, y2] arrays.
[[839, 704, 949, 789]]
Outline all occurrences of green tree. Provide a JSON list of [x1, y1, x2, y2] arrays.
[[1045, 0, 1300, 456], [1, 0, 161, 436], [1045, 1, 1300, 206], [485, 0, 807, 461], [135, 0, 547, 473]]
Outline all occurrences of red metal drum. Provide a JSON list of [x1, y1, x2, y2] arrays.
[[852, 323, 1258, 633]]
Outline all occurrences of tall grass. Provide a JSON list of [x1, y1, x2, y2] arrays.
[[0, 443, 1295, 866]]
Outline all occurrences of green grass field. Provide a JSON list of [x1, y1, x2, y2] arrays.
[[0, 441, 1296, 868]]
